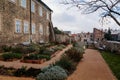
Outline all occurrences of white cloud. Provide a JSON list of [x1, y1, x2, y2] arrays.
[[42, 0, 120, 33]]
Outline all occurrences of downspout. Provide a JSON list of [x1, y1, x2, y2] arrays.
[[29, 0, 32, 43]]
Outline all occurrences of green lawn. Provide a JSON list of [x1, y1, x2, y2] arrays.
[[101, 51, 120, 80]]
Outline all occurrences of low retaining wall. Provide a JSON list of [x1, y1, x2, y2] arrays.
[[105, 41, 120, 54]]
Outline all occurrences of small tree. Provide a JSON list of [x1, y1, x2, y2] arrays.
[[104, 28, 112, 40], [53, 27, 64, 34]]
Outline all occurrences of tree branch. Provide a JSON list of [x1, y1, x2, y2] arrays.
[[109, 13, 120, 26]]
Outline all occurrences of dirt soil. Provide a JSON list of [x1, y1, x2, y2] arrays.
[[67, 49, 117, 80]]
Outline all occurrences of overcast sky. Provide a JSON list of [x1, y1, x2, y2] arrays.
[[42, 0, 120, 33]]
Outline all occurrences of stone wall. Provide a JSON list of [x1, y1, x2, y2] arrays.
[[0, 0, 52, 45], [55, 34, 70, 43]]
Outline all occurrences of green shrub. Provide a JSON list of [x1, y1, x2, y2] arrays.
[[11, 44, 39, 54], [65, 47, 83, 62], [14, 67, 41, 77], [25, 68, 41, 77], [11, 45, 24, 54], [39, 47, 46, 54], [0, 66, 15, 76], [1, 45, 11, 52], [24, 54, 50, 60], [2, 53, 22, 61], [14, 66, 26, 77], [36, 66, 67, 80], [55, 55, 76, 74]]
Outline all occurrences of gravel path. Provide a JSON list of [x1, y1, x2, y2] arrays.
[[67, 49, 117, 80]]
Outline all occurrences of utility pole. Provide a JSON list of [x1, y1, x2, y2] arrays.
[[29, 0, 32, 43]]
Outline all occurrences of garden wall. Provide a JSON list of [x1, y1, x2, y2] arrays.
[[55, 34, 70, 43]]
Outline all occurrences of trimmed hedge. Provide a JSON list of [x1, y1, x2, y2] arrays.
[[2, 53, 22, 61], [24, 54, 50, 60]]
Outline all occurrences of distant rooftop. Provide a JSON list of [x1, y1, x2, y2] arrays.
[[111, 29, 120, 34]]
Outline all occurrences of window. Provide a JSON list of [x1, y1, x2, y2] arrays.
[[15, 19, 21, 33], [20, 0, 27, 8], [46, 12, 49, 20], [32, 23, 35, 34], [31, 0, 35, 13], [39, 24, 43, 34], [24, 21, 29, 33], [46, 26, 49, 35], [39, 7, 42, 16], [10, 0, 16, 3]]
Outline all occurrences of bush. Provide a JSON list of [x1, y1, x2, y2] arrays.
[[39, 47, 46, 54], [2, 53, 22, 61], [24, 54, 50, 60], [36, 66, 67, 80], [11, 44, 39, 54], [0, 66, 15, 76], [14, 67, 41, 77], [1, 45, 12, 52], [11, 45, 24, 53], [14, 66, 26, 77], [25, 68, 41, 77], [55, 55, 76, 74], [65, 47, 83, 62]]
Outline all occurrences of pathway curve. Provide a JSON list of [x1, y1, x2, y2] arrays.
[[68, 49, 117, 80]]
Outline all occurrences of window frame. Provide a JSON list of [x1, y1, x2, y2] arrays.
[[39, 23, 43, 34], [32, 23, 36, 34], [15, 19, 22, 33], [39, 6, 42, 16], [46, 12, 49, 20], [24, 21, 29, 34], [31, 0, 35, 13], [20, 0, 27, 8], [46, 26, 49, 35]]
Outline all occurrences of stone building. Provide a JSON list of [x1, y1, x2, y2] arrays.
[[93, 28, 104, 42], [0, 0, 55, 45], [79, 32, 93, 43]]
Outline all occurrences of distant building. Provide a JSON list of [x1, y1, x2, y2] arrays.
[[79, 32, 93, 42], [93, 28, 104, 42], [71, 34, 80, 42], [111, 29, 120, 41], [63, 31, 71, 35]]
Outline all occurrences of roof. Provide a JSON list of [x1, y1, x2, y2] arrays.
[[36, 0, 53, 12], [71, 34, 77, 37], [111, 30, 120, 34]]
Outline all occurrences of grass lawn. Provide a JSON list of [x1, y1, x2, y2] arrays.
[[101, 51, 120, 80]]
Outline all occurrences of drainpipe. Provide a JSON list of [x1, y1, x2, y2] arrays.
[[29, 0, 32, 43]]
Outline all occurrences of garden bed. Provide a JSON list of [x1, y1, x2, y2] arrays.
[[0, 43, 85, 80], [0, 44, 66, 64]]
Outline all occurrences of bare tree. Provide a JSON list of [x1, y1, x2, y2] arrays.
[[62, 0, 120, 26]]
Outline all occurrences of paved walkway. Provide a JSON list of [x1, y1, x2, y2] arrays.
[[0, 45, 72, 69], [68, 49, 117, 80]]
